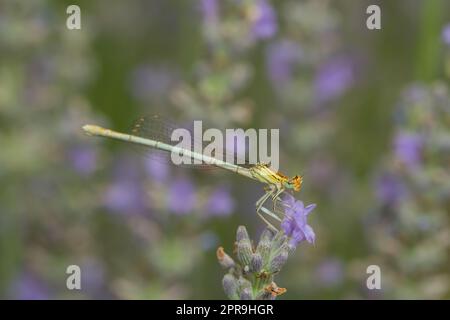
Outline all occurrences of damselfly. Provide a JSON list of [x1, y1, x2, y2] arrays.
[[82, 116, 302, 231]]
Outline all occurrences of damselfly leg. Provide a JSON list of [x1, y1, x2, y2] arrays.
[[271, 187, 285, 211], [255, 186, 286, 232]]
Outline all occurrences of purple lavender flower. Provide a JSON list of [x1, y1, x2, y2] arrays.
[[442, 23, 450, 45], [315, 258, 344, 287], [167, 177, 196, 215], [201, 0, 219, 24], [314, 56, 356, 103], [103, 158, 148, 215], [403, 84, 427, 103], [205, 186, 235, 217], [27, 56, 55, 85], [307, 156, 335, 188], [266, 39, 302, 86], [375, 172, 406, 205], [10, 272, 50, 300], [250, 0, 277, 40], [25, 56, 56, 105], [104, 180, 147, 215], [144, 157, 170, 183], [129, 64, 178, 102], [68, 145, 97, 176], [281, 194, 316, 246], [81, 259, 106, 297], [393, 132, 423, 168], [222, 274, 238, 299]]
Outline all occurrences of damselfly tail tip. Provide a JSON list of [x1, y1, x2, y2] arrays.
[[82, 124, 103, 136]]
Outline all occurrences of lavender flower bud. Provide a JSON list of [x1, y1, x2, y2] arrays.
[[240, 287, 253, 300], [250, 253, 263, 273], [237, 239, 253, 268], [256, 290, 275, 300], [236, 225, 250, 242], [216, 247, 235, 269], [222, 274, 238, 300], [256, 239, 272, 266], [259, 229, 274, 243], [236, 276, 252, 293], [269, 249, 289, 273], [271, 233, 288, 250]]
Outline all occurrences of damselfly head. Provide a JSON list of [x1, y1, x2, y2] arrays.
[[287, 175, 302, 192]]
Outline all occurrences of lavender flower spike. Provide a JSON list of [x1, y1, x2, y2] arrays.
[[393, 131, 423, 169], [442, 23, 450, 45], [250, 0, 277, 40], [217, 226, 290, 300]]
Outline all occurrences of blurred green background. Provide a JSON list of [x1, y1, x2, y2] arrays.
[[0, 0, 449, 299]]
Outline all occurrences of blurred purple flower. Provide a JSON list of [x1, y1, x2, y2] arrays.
[[376, 173, 406, 205], [104, 181, 147, 215], [27, 56, 55, 84], [316, 258, 344, 287], [393, 132, 423, 168], [403, 84, 427, 103], [129, 64, 178, 102], [144, 157, 170, 182], [25, 56, 55, 104], [10, 272, 50, 300], [251, 0, 277, 40], [266, 39, 302, 86], [104, 159, 148, 215], [281, 194, 316, 246], [307, 156, 335, 188], [68, 145, 97, 176], [314, 56, 356, 103], [81, 259, 106, 297], [167, 178, 196, 215], [206, 186, 235, 217], [201, 0, 219, 24], [442, 23, 450, 45]]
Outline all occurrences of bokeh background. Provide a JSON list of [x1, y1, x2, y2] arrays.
[[0, 0, 449, 299]]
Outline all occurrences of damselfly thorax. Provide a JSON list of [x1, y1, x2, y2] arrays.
[[249, 163, 302, 192]]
